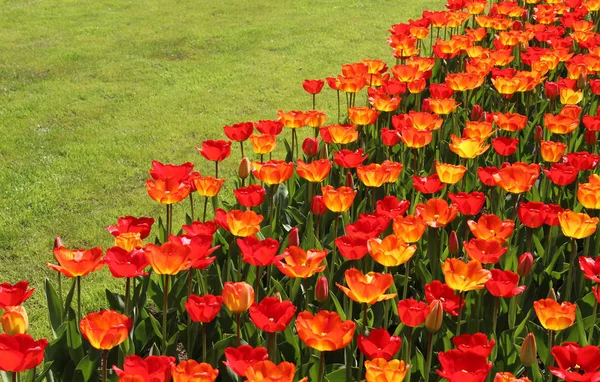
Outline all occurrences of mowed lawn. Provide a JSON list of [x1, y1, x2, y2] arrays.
[[0, 0, 442, 337]]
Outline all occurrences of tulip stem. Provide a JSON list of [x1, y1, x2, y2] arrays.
[[566, 238, 576, 302], [589, 300, 597, 343], [457, 292, 464, 336], [166, 204, 173, 237], [189, 192, 195, 221], [255, 266, 261, 302], [215, 161, 219, 178], [76, 276, 82, 324], [269, 185, 276, 233], [202, 323, 207, 362], [202, 196, 208, 222], [58, 273, 63, 315], [424, 332, 435, 382], [236, 313, 241, 346], [162, 274, 169, 354], [125, 277, 131, 316], [11, 373, 16, 382], [403, 260, 410, 300], [240, 141, 245, 158], [547, 330, 555, 377], [270, 332, 278, 362], [328, 214, 340, 289], [303, 278, 309, 311], [492, 297, 499, 340], [102, 350, 108, 382], [318, 351, 325, 382]]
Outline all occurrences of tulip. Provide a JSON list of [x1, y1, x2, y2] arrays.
[[517, 252, 534, 277], [226, 210, 264, 237], [184, 295, 222, 323], [245, 360, 297, 382], [320, 124, 359, 144], [249, 134, 277, 155], [437, 350, 492, 382], [113, 355, 176, 382], [333, 148, 369, 168], [448, 231, 459, 256], [0, 281, 34, 309], [234, 185, 267, 208], [295, 310, 356, 352], [485, 269, 526, 298], [336, 268, 396, 305], [358, 329, 402, 360], [239, 157, 252, 179], [311, 195, 327, 215], [467, 214, 515, 241], [436, 162, 467, 184], [425, 281, 464, 317], [302, 137, 319, 157], [520, 333, 537, 368], [448, 134, 489, 159], [452, 333, 496, 358], [47, 246, 104, 278], [425, 300, 443, 333], [442, 259, 492, 292], [296, 159, 332, 183], [558, 210, 599, 239], [540, 141, 567, 163], [412, 174, 445, 194], [256, 120, 284, 136], [448, 192, 486, 215], [549, 342, 600, 381], [367, 234, 417, 267], [172, 360, 219, 382], [80, 310, 132, 350], [364, 358, 410, 382], [0, 334, 48, 373], [252, 160, 294, 185], [222, 282, 254, 314], [492, 162, 540, 194], [397, 298, 429, 327], [533, 299, 576, 331], [415, 198, 459, 228], [224, 122, 254, 143], [1, 306, 28, 335], [303, 79, 324, 95], [321, 185, 357, 213], [315, 276, 328, 303], [224, 345, 269, 377], [197, 139, 231, 164], [274, 246, 328, 279], [107, 216, 154, 240]]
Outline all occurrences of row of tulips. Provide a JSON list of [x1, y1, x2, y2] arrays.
[[7, 0, 600, 380]]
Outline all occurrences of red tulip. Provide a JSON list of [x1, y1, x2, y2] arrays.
[[375, 196, 410, 219], [182, 221, 218, 236], [256, 120, 284, 136], [315, 276, 329, 303], [333, 148, 369, 168], [478, 166, 500, 187], [0, 281, 34, 309], [149, 161, 194, 182], [346, 214, 388, 241], [517, 252, 534, 277], [492, 137, 519, 156], [224, 122, 254, 142], [543, 164, 579, 186], [173, 235, 219, 271], [302, 137, 319, 157], [237, 236, 280, 266], [518, 202, 547, 229], [562, 152, 600, 171], [185, 295, 222, 323], [448, 192, 486, 215], [223, 345, 269, 377], [425, 281, 464, 317], [485, 269, 526, 298], [543, 203, 563, 226], [412, 174, 445, 194], [113, 355, 176, 382], [549, 342, 600, 381], [104, 247, 149, 278], [464, 238, 508, 264], [452, 333, 496, 358], [335, 235, 369, 260], [0, 334, 48, 372], [302, 79, 325, 94], [381, 128, 402, 146], [106, 216, 155, 239], [437, 349, 492, 382], [197, 140, 232, 162], [579, 256, 600, 283], [233, 185, 266, 208], [249, 297, 297, 333], [358, 328, 402, 360], [397, 298, 429, 327], [311, 195, 327, 215]]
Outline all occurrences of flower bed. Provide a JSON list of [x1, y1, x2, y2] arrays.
[[2, 0, 600, 380]]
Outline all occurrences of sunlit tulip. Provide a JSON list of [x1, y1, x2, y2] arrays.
[[107, 216, 154, 240], [336, 268, 396, 305], [172, 360, 219, 382], [252, 160, 294, 185], [47, 246, 104, 278], [0, 334, 48, 372], [558, 210, 599, 239], [442, 258, 492, 292], [185, 295, 222, 323], [1, 306, 28, 335], [412, 174, 445, 194], [464, 238, 508, 264], [295, 310, 356, 352], [224, 345, 269, 377], [245, 360, 296, 382], [249, 297, 297, 333], [296, 159, 332, 183], [367, 234, 417, 267], [277, 110, 306, 128], [358, 329, 402, 360], [549, 342, 600, 381], [222, 282, 254, 313], [415, 198, 459, 228], [321, 185, 357, 213], [467, 214, 514, 241], [348, 106, 379, 125], [225, 210, 264, 237], [485, 269, 526, 298], [113, 355, 175, 382], [197, 140, 231, 162], [437, 349, 492, 382], [320, 124, 359, 144], [0, 281, 34, 309], [274, 246, 328, 279], [448, 192, 486, 215], [249, 134, 277, 155], [425, 281, 464, 317], [436, 162, 467, 184], [397, 298, 429, 327], [80, 310, 132, 350], [492, 162, 540, 194], [392, 215, 427, 243], [448, 134, 490, 159], [364, 358, 410, 382], [544, 114, 579, 135], [533, 299, 576, 331], [540, 141, 567, 163]]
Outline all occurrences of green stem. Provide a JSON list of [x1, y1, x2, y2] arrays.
[[565, 238, 576, 302], [424, 332, 435, 382], [215, 161, 219, 178], [162, 274, 170, 354], [457, 292, 464, 336], [318, 351, 325, 382], [589, 300, 597, 343], [202, 323, 207, 362], [202, 196, 209, 222], [58, 273, 63, 316], [403, 260, 410, 300], [102, 350, 108, 382], [189, 192, 195, 221], [255, 266, 261, 302], [236, 313, 241, 346], [77, 276, 82, 324], [166, 203, 172, 237], [270, 332, 278, 362], [124, 277, 131, 316], [547, 331, 555, 381], [328, 214, 340, 288]]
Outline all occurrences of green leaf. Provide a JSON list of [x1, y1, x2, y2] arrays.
[[106, 289, 125, 312], [329, 291, 346, 321], [66, 319, 84, 364], [74, 355, 96, 382], [45, 278, 64, 338], [576, 305, 588, 346]]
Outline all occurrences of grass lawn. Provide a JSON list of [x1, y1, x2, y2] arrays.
[[0, 0, 442, 337]]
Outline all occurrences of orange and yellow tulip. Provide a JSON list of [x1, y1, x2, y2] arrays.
[[172, 360, 219, 382], [245, 360, 296, 382], [143, 240, 192, 275], [275, 246, 328, 279], [467, 214, 514, 241], [415, 198, 459, 228], [47, 247, 104, 278], [79, 310, 132, 350], [348, 106, 379, 125], [558, 210, 599, 239], [492, 162, 540, 194], [442, 258, 492, 292], [320, 124, 359, 144], [277, 110, 306, 128], [321, 186, 357, 213], [367, 234, 417, 267], [193, 175, 225, 198], [544, 114, 579, 135], [295, 310, 356, 352], [336, 268, 396, 305], [296, 159, 332, 183], [436, 162, 467, 184], [252, 161, 294, 185], [392, 215, 427, 243], [365, 358, 410, 382], [249, 134, 277, 155], [577, 175, 600, 209], [222, 281, 254, 313], [540, 141, 567, 163], [533, 298, 576, 331], [226, 210, 264, 237], [449, 134, 489, 159]]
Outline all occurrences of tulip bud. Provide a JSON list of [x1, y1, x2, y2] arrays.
[[1, 306, 28, 335], [577, 73, 587, 91], [520, 333, 537, 367], [421, 98, 431, 113], [288, 227, 300, 247], [513, 20, 523, 31], [470, 104, 483, 121], [302, 137, 319, 157], [545, 82, 560, 99], [311, 196, 327, 216], [517, 252, 534, 278], [274, 292, 283, 303], [239, 157, 252, 179], [345, 172, 354, 189], [318, 142, 329, 160], [425, 300, 443, 333], [315, 276, 328, 303], [448, 230, 459, 256], [534, 125, 543, 143], [547, 287, 557, 301], [585, 131, 597, 146], [54, 236, 63, 249]]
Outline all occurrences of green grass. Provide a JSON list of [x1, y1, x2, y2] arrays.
[[0, 0, 443, 337]]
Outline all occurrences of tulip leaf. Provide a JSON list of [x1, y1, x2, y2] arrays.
[[62, 278, 77, 321], [105, 289, 125, 312], [325, 365, 349, 382], [74, 354, 96, 382], [66, 319, 84, 364], [329, 291, 346, 321], [45, 278, 64, 338], [208, 334, 237, 366], [282, 324, 301, 365], [576, 305, 588, 346]]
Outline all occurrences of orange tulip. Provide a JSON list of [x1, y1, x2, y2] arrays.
[[320, 124, 359, 144], [337, 76, 367, 93], [558, 210, 599, 239], [463, 121, 495, 140], [348, 106, 379, 125], [275, 246, 328, 279], [449, 134, 489, 159], [222, 282, 254, 313], [146, 178, 192, 205], [114, 233, 143, 252], [442, 258, 492, 292], [304, 110, 327, 128], [245, 360, 296, 382], [369, 93, 401, 112], [446, 73, 485, 91], [193, 175, 225, 198], [544, 114, 579, 135], [493, 112, 528, 132], [399, 126, 433, 148], [226, 210, 264, 237], [1, 306, 28, 335], [321, 185, 357, 213], [336, 268, 396, 305], [357, 163, 393, 188], [295, 310, 356, 352], [467, 214, 515, 241], [436, 162, 467, 184], [367, 234, 417, 267], [494, 372, 531, 382], [252, 160, 294, 185], [578, 176, 600, 209], [540, 141, 567, 163], [392, 215, 427, 243], [492, 162, 540, 194], [277, 110, 306, 128], [79, 310, 132, 350], [363, 59, 387, 75], [408, 111, 442, 131], [533, 298, 576, 331], [249, 134, 277, 155], [365, 358, 410, 382], [47, 246, 104, 278], [428, 98, 458, 115], [560, 88, 584, 105], [382, 160, 403, 183], [491, 76, 527, 95], [415, 198, 459, 228], [143, 240, 192, 275], [392, 64, 422, 82], [172, 360, 219, 382], [296, 159, 332, 183]]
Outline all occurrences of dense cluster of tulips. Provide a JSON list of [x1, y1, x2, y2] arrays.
[[5, 0, 600, 380]]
